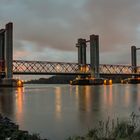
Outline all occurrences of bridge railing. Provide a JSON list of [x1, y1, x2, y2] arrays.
[[13, 60, 140, 75]]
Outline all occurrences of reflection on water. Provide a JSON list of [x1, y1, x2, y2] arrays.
[[0, 88, 15, 116], [0, 87, 24, 121], [0, 84, 140, 140], [103, 85, 113, 107], [75, 86, 102, 112], [15, 87, 24, 123], [55, 87, 62, 119]]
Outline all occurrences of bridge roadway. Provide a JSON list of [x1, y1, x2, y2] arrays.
[[12, 60, 140, 76]]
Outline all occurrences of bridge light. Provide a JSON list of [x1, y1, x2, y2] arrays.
[[80, 65, 89, 72], [104, 80, 107, 85], [17, 80, 23, 87], [104, 79, 112, 85], [85, 65, 89, 72], [109, 79, 112, 85]]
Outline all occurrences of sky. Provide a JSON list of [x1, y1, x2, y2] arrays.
[[1, 0, 140, 66]]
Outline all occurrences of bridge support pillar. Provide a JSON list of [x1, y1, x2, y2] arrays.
[[90, 34, 100, 78], [77, 38, 87, 65], [131, 46, 137, 73], [0, 29, 5, 60], [5, 22, 13, 79], [0, 22, 21, 87], [76, 38, 87, 72], [0, 29, 5, 76]]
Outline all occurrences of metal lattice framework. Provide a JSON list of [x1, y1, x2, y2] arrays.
[[13, 60, 81, 75], [12, 60, 140, 75], [100, 64, 140, 74]]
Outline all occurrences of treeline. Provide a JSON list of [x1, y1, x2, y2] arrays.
[[25, 75, 76, 84]]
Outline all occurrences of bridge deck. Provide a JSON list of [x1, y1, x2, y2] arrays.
[[11, 60, 140, 75]]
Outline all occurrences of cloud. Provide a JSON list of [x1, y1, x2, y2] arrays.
[[0, 0, 140, 64]]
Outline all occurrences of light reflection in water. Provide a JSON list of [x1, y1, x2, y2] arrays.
[[124, 85, 130, 106], [73, 86, 104, 126], [15, 87, 24, 123], [75, 86, 79, 100], [55, 87, 62, 119], [76, 86, 91, 112], [103, 85, 113, 107], [75, 86, 101, 112]]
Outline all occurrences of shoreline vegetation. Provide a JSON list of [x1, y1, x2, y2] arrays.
[[25, 75, 76, 84], [67, 112, 140, 140], [0, 114, 47, 140], [25, 75, 125, 84], [1, 113, 140, 140]]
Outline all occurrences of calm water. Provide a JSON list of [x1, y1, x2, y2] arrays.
[[0, 84, 140, 140]]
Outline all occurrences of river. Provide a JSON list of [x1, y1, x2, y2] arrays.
[[0, 84, 140, 140]]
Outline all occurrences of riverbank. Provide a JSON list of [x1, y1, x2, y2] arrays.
[[1, 113, 140, 140], [67, 112, 140, 140], [0, 114, 47, 140]]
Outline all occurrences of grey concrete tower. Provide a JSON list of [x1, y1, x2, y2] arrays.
[[76, 41, 82, 65], [131, 46, 137, 73], [0, 29, 5, 72], [5, 22, 13, 78], [0, 29, 5, 73], [76, 38, 87, 65], [90, 34, 100, 78], [0, 29, 5, 60]]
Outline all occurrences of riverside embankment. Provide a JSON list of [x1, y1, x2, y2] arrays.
[[0, 114, 47, 140]]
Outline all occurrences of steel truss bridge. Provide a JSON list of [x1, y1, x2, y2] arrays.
[[12, 60, 140, 76]]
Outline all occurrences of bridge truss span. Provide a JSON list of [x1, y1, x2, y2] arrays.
[[13, 60, 82, 75], [100, 64, 136, 74], [12, 60, 140, 75]]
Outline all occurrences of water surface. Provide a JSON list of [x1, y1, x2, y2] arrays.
[[0, 84, 140, 140]]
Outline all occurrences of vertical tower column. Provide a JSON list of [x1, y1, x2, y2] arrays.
[[0, 29, 5, 73], [0, 29, 5, 60], [90, 34, 100, 78], [77, 38, 87, 65], [90, 35, 96, 77], [80, 39, 87, 65], [131, 46, 137, 73], [76, 41, 82, 65], [95, 35, 100, 78], [5, 22, 13, 78]]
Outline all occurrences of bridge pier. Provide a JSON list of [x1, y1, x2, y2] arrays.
[[131, 46, 137, 74], [71, 34, 105, 85], [90, 34, 100, 78], [0, 22, 23, 87], [76, 38, 87, 70], [0, 29, 5, 62], [0, 29, 5, 78], [5, 23, 13, 79]]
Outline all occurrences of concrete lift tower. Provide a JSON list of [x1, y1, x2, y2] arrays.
[[131, 46, 140, 74], [0, 22, 23, 87]]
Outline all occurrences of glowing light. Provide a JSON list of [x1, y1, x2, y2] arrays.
[[104, 79, 112, 85], [17, 80, 23, 87], [80, 65, 89, 72], [109, 79, 112, 85], [104, 80, 107, 85]]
